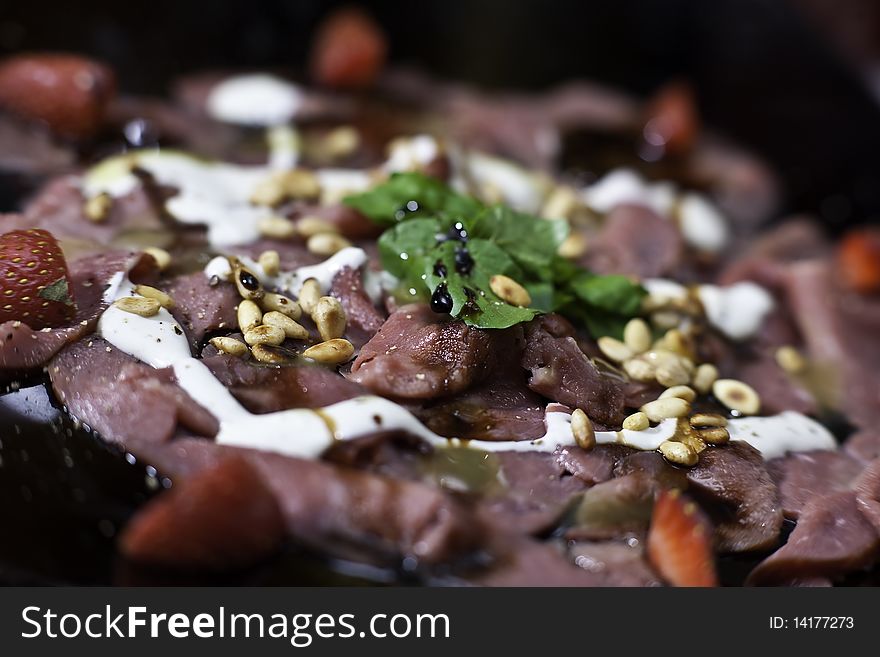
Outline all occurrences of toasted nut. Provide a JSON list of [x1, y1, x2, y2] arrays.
[[282, 169, 321, 200], [307, 232, 352, 257], [303, 338, 355, 364], [261, 292, 302, 320], [659, 385, 697, 403], [557, 233, 588, 259], [323, 125, 360, 159], [775, 345, 807, 374], [623, 318, 652, 353], [263, 311, 309, 340], [655, 359, 691, 387], [623, 356, 656, 382], [251, 343, 289, 365], [658, 328, 691, 357], [658, 440, 698, 466], [237, 299, 263, 332], [678, 429, 708, 454], [298, 278, 321, 315], [114, 296, 161, 317], [84, 192, 111, 222], [689, 413, 728, 428], [209, 336, 249, 357], [144, 246, 171, 271], [244, 324, 286, 346], [296, 216, 338, 238], [233, 262, 264, 301], [571, 408, 596, 450], [489, 274, 532, 307], [251, 175, 286, 206], [597, 336, 634, 363], [622, 411, 650, 431], [257, 250, 280, 277], [692, 363, 719, 394], [134, 284, 174, 309], [313, 296, 347, 340], [541, 185, 580, 220], [650, 310, 681, 330], [257, 215, 297, 240], [713, 378, 761, 415], [697, 426, 730, 445], [641, 397, 691, 422]]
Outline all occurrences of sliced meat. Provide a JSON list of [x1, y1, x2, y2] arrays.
[[734, 355, 817, 417], [686, 442, 783, 553], [847, 428, 880, 464], [522, 315, 625, 426], [166, 273, 241, 349], [203, 353, 365, 413], [329, 265, 385, 347], [581, 204, 683, 279], [767, 450, 864, 519], [49, 338, 218, 444], [568, 541, 662, 587], [854, 459, 880, 534], [469, 539, 611, 587], [747, 491, 879, 585], [349, 303, 497, 399], [564, 473, 655, 541], [557, 444, 633, 486], [613, 450, 690, 491]]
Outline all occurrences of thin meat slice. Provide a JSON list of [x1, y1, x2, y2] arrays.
[[568, 541, 662, 587], [847, 428, 880, 464], [686, 442, 783, 553], [747, 491, 879, 585], [557, 444, 633, 486], [166, 273, 241, 349], [329, 265, 385, 347], [767, 450, 864, 519], [854, 459, 880, 534], [522, 315, 625, 426], [469, 539, 612, 587], [49, 338, 218, 444], [349, 303, 497, 399], [580, 204, 683, 279], [564, 473, 655, 541]]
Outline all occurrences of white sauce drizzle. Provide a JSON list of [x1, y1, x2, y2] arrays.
[[97, 272, 834, 463], [206, 74, 304, 127], [384, 135, 440, 173]]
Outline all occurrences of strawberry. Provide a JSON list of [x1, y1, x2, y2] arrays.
[[119, 457, 285, 570], [837, 228, 880, 294], [310, 7, 387, 89], [647, 488, 718, 587], [0, 228, 76, 329]]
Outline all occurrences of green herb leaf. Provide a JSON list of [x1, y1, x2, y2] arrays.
[[37, 278, 73, 306]]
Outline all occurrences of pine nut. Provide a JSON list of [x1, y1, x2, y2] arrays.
[[659, 328, 691, 357], [313, 296, 347, 341], [84, 192, 111, 222], [323, 125, 360, 159], [622, 411, 650, 431], [623, 356, 656, 382], [623, 318, 652, 353], [244, 324, 286, 346], [659, 385, 696, 403], [232, 261, 264, 301], [296, 216, 338, 238], [251, 343, 289, 364], [261, 292, 302, 320], [489, 274, 532, 307], [307, 232, 352, 256], [697, 426, 730, 445], [144, 247, 171, 271], [298, 279, 321, 315], [571, 408, 596, 450], [655, 360, 691, 387], [263, 311, 309, 340], [641, 397, 691, 422], [658, 440, 698, 466], [251, 175, 287, 206], [237, 299, 263, 332], [209, 336, 249, 357], [775, 345, 807, 374], [597, 336, 633, 363], [692, 363, 719, 394], [557, 233, 588, 259], [257, 216, 297, 240], [713, 378, 761, 415], [282, 169, 321, 199], [541, 185, 580, 220], [689, 413, 728, 428], [114, 296, 160, 317], [257, 250, 280, 277], [134, 284, 174, 309], [303, 338, 355, 364], [650, 310, 681, 330]]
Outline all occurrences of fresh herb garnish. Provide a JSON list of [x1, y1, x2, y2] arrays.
[[345, 172, 646, 335]]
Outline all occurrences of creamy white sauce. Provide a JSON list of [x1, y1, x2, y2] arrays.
[[643, 278, 775, 341], [206, 74, 304, 127], [266, 125, 301, 170], [727, 411, 836, 460], [677, 192, 729, 253], [463, 152, 548, 213], [384, 135, 440, 173]]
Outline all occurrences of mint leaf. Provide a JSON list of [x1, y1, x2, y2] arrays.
[[569, 273, 646, 317], [38, 278, 73, 306], [344, 172, 481, 226]]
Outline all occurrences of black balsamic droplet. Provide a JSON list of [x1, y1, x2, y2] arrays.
[[462, 287, 480, 314], [454, 247, 474, 275], [239, 270, 260, 291], [433, 260, 448, 278], [430, 283, 454, 314]]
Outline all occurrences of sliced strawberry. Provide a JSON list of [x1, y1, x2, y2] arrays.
[[837, 228, 880, 294], [119, 457, 285, 570], [0, 228, 76, 329], [310, 7, 387, 89], [647, 488, 718, 587], [643, 81, 699, 156]]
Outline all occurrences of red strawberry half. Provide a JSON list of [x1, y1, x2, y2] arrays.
[[0, 228, 76, 330], [647, 488, 718, 587]]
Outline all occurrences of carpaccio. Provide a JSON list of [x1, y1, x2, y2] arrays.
[[1, 38, 880, 587]]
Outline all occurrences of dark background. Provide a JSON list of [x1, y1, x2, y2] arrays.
[[2, 0, 880, 227]]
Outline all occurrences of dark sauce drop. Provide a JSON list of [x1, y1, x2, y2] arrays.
[[430, 283, 454, 314], [432, 260, 448, 278], [454, 247, 474, 275], [462, 287, 480, 314], [238, 270, 260, 291]]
